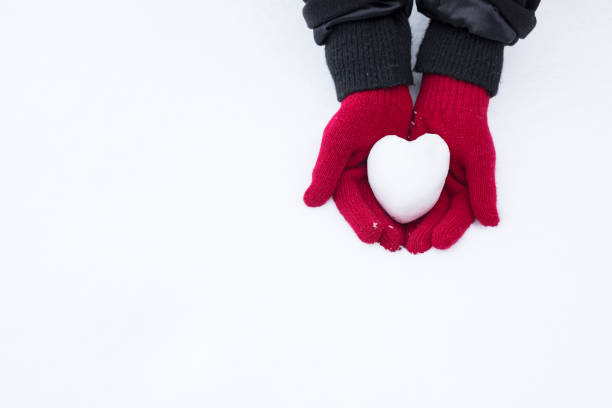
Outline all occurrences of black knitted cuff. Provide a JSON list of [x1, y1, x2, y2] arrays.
[[415, 20, 504, 96], [325, 12, 413, 101]]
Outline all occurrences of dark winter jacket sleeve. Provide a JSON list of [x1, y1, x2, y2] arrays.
[[303, 0, 414, 101], [415, 0, 541, 96]]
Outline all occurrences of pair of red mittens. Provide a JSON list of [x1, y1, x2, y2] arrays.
[[304, 74, 498, 252]]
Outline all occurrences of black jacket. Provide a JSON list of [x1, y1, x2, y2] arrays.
[[303, 0, 541, 99]]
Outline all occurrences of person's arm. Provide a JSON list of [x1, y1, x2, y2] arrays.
[[415, 0, 542, 95], [404, 1, 542, 253], [301, 1, 416, 251], [303, 0, 414, 101]]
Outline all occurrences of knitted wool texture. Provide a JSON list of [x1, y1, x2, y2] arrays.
[[304, 85, 413, 251], [406, 74, 499, 253]]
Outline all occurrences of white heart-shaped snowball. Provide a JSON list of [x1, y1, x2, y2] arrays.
[[367, 134, 450, 224]]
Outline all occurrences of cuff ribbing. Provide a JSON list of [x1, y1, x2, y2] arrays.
[[416, 74, 490, 115], [325, 12, 413, 101], [415, 20, 504, 96]]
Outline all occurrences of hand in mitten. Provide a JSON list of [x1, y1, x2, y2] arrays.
[[405, 75, 499, 253], [304, 85, 413, 251]]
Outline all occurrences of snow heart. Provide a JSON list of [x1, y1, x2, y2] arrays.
[[367, 134, 450, 224]]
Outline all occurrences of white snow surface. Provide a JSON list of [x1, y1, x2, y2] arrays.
[[1, 1, 612, 408]]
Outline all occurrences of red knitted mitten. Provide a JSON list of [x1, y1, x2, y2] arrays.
[[406, 74, 499, 253], [304, 86, 413, 251]]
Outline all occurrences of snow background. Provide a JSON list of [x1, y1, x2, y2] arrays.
[[1, 1, 611, 407]]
